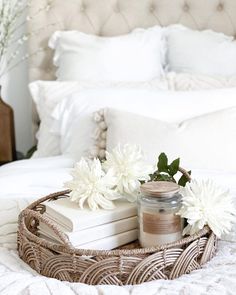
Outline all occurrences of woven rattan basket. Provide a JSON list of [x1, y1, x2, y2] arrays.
[[18, 170, 217, 285]]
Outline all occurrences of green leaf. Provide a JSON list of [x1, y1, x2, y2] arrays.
[[155, 174, 174, 182], [178, 170, 191, 187], [157, 153, 169, 173], [149, 171, 157, 181], [168, 158, 180, 176], [26, 145, 37, 159]]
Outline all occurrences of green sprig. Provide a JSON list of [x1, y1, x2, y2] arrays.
[[149, 153, 191, 187]]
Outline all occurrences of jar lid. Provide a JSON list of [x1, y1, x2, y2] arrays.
[[140, 181, 180, 198]]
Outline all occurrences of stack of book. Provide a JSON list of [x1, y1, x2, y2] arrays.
[[38, 198, 138, 250]]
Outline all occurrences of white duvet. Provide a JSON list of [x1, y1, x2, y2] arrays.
[[0, 156, 236, 295]]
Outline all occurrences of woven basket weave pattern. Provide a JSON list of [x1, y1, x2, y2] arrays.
[[17, 189, 217, 285]]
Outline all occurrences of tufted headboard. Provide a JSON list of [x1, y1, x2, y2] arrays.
[[28, 0, 236, 135], [28, 0, 236, 82]]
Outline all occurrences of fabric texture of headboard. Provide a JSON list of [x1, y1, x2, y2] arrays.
[[28, 0, 236, 82]]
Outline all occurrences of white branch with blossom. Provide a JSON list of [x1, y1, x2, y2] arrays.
[[0, 0, 56, 79]]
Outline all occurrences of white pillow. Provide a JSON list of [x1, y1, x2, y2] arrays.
[[52, 87, 236, 161], [166, 25, 236, 76], [103, 108, 236, 172], [29, 80, 168, 158], [29, 81, 89, 158], [166, 72, 236, 91], [49, 26, 165, 82]]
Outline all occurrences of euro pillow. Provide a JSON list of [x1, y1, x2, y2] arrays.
[[166, 25, 236, 77], [102, 108, 236, 173], [49, 26, 165, 82], [29, 80, 168, 158], [52, 87, 236, 161]]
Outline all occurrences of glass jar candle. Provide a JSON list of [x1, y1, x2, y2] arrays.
[[138, 181, 183, 248]]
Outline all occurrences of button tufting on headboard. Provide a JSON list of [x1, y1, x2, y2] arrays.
[[149, 5, 156, 13], [80, 4, 85, 12], [217, 3, 224, 11], [114, 5, 120, 13], [183, 4, 189, 12]]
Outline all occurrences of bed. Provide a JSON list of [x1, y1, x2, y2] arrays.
[[1, 0, 236, 294]]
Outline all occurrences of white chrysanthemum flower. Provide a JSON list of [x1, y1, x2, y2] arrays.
[[177, 179, 236, 238], [103, 144, 154, 202], [64, 158, 119, 210]]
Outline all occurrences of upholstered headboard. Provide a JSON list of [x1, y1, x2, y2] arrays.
[[28, 0, 236, 82]]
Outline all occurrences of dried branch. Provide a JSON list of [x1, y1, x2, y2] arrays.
[[0, 0, 56, 78]]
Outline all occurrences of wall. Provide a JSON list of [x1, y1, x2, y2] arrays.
[[1, 14, 34, 155]]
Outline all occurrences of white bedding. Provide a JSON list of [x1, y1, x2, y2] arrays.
[[0, 157, 236, 294]]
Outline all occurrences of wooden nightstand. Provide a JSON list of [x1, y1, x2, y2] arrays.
[[0, 94, 16, 164]]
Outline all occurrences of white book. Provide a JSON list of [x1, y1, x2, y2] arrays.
[[44, 198, 137, 232], [39, 229, 138, 250], [39, 216, 138, 246]]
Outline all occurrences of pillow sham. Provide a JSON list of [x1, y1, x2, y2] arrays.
[[102, 108, 236, 172], [166, 25, 236, 76], [29, 80, 168, 158], [29, 81, 89, 158], [166, 72, 236, 91], [52, 87, 236, 161], [49, 26, 165, 82]]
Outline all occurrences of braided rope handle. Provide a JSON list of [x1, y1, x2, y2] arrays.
[[19, 208, 72, 246], [178, 167, 191, 181], [19, 190, 74, 250], [26, 189, 71, 210]]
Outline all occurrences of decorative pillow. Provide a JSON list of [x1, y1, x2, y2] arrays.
[[166, 72, 236, 91], [29, 80, 168, 158], [101, 108, 236, 172], [52, 87, 236, 161], [166, 25, 236, 77], [49, 26, 165, 82]]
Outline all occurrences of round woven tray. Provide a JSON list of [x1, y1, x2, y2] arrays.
[[17, 189, 217, 285]]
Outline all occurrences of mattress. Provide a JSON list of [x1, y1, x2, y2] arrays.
[[0, 156, 236, 295]]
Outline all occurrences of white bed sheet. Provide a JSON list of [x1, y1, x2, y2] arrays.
[[0, 156, 236, 295]]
